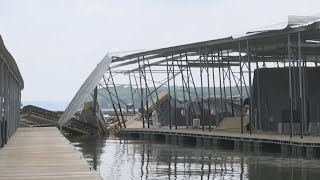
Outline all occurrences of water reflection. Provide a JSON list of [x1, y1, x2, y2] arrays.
[[67, 135, 320, 180]]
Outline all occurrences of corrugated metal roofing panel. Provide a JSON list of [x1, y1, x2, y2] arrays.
[[108, 16, 320, 62], [288, 15, 320, 26], [58, 54, 112, 126]]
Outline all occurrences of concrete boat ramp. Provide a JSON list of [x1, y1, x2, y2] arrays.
[[0, 127, 101, 180]]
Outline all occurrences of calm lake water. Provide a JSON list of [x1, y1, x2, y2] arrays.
[[67, 135, 320, 180]]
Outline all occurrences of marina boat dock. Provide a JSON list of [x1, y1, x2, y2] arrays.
[[120, 127, 320, 159], [0, 127, 102, 180]]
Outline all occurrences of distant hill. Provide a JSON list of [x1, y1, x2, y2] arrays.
[[96, 86, 245, 109], [22, 101, 69, 111], [23, 86, 246, 111]]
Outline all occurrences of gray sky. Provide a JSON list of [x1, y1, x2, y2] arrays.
[[1, 0, 319, 104]]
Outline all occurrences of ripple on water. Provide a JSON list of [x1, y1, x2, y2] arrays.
[[68, 136, 320, 180]]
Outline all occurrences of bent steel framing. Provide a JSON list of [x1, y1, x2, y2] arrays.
[[60, 15, 320, 139]]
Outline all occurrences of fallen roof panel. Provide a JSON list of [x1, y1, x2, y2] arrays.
[[58, 54, 113, 126]]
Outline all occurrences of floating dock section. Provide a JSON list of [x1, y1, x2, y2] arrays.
[[120, 128, 320, 159], [0, 127, 101, 180]]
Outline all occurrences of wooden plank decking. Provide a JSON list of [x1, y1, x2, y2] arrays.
[[0, 127, 102, 180]]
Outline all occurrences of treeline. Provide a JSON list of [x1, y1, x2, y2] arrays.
[[95, 86, 245, 109]]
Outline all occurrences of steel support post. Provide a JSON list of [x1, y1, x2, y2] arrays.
[[257, 46, 263, 130], [222, 68, 227, 114], [228, 60, 234, 117], [302, 55, 308, 135], [188, 64, 202, 125], [229, 68, 241, 94], [147, 60, 160, 111], [288, 34, 294, 137], [142, 56, 150, 128], [298, 32, 304, 138], [172, 55, 177, 129], [206, 50, 212, 131], [132, 72, 142, 100], [138, 57, 145, 128], [186, 57, 192, 128], [218, 51, 224, 118], [179, 54, 188, 128], [185, 55, 195, 118], [166, 57, 172, 129], [128, 73, 136, 115], [221, 54, 227, 114], [211, 54, 218, 127], [103, 76, 121, 128], [241, 64, 249, 98], [239, 42, 244, 134], [109, 71, 126, 128], [247, 40, 253, 134], [200, 51, 205, 131], [185, 54, 198, 121], [140, 68, 155, 109], [147, 59, 162, 123]]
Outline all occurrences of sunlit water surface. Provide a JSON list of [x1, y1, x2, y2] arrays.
[[67, 135, 320, 180]]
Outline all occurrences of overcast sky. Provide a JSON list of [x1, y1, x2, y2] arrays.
[[1, 0, 320, 105]]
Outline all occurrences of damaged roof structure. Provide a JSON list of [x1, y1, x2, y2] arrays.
[[58, 15, 320, 138]]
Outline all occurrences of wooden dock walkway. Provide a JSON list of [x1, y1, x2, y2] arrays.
[[0, 127, 102, 180]]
